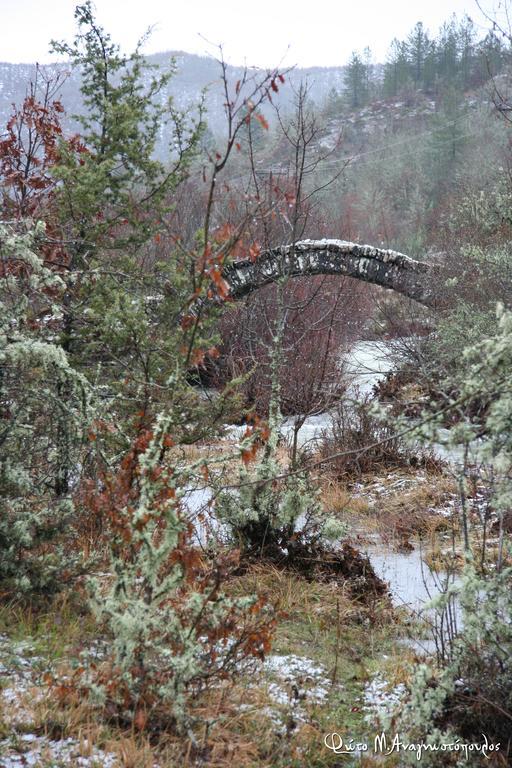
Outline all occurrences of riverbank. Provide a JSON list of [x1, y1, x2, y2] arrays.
[[0, 340, 504, 767]]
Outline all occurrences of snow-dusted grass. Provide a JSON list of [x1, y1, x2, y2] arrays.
[[0, 559, 408, 768], [1, 734, 118, 768], [0, 380, 463, 767]]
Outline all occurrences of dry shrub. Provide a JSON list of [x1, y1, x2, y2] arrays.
[[375, 475, 458, 546], [51, 420, 277, 735], [209, 275, 371, 417], [373, 368, 430, 418], [317, 398, 439, 481]]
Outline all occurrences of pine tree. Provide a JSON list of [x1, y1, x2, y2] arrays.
[[383, 39, 411, 98], [436, 18, 460, 87], [478, 30, 506, 82], [427, 85, 468, 200], [47, 1, 205, 431], [324, 86, 343, 117], [406, 22, 431, 89], [344, 51, 369, 108], [457, 15, 477, 89]]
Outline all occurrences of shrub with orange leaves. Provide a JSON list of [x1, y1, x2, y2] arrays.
[[78, 412, 275, 731]]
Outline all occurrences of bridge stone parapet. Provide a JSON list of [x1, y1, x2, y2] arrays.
[[222, 239, 435, 307]]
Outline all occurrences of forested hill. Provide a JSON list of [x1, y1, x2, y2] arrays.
[[1, 15, 509, 161], [248, 16, 512, 262], [0, 51, 347, 144]]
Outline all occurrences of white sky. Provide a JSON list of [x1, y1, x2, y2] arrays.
[[0, 0, 504, 68]]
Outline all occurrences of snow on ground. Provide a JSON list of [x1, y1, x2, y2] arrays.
[[1, 735, 118, 768], [243, 653, 335, 731], [264, 653, 332, 704], [362, 673, 406, 726], [0, 632, 335, 760], [0, 634, 124, 768], [0, 635, 45, 728]]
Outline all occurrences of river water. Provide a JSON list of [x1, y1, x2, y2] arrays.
[[197, 339, 467, 641]]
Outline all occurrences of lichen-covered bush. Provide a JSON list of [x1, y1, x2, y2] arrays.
[[78, 414, 274, 730], [215, 422, 345, 560], [0, 222, 89, 593], [387, 564, 511, 766], [388, 304, 512, 765]]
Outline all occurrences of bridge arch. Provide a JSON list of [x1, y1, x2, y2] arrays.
[[221, 239, 435, 307]]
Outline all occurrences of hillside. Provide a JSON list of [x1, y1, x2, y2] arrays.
[[0, 51, 347, 154]]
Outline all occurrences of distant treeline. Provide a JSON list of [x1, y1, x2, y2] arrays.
[[328, 15, 509, 111]]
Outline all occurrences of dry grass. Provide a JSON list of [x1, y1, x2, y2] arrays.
[[0, 536, 409, 768], [0, 558, 404, 767], [320, 479, 371, 517], [22, 679, 278, 767], [423, 547, 464, 574], [378, 477, 457, 541], [319, 472, 459, 549], [226, 562, 356, 625], [376, 646, 418, 687], [19, 665, 338, 768], [346, 472, 460, 549]]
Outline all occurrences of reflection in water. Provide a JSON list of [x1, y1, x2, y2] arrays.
[[365, 541, 462, 656], [364, 544, 457, 613]]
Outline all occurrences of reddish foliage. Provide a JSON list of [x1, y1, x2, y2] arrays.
[[67, 422, 277, 728], [209, 275, 372, 417], [0, 72, 87, 272], [0, 94, 63, 216], [255, 113, 269, 131]]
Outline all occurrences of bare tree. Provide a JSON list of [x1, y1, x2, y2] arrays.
[[210, 82, 371, 465]]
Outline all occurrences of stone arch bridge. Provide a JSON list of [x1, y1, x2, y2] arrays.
[[219, 239, 436, 308]]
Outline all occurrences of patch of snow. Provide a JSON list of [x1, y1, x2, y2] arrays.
[[242, 653, 336, 733], [0, 735, 119, 767], [264, 653, 333, 706], [363, 673, 406, 725]]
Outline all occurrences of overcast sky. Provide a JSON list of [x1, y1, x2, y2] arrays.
[[0, 0, 503, 68]]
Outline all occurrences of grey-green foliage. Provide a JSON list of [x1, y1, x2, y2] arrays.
[[423, 247, 512, 386], [391, 565, 511, 765], [425, 304, 512, 547], [390, 306, 512, 762], [86, 412, 271, 729], [418, 156, 512, 381], [215, 421, 345, 557], [426, 303, 498, 388], [0, 222, 89, 593]]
